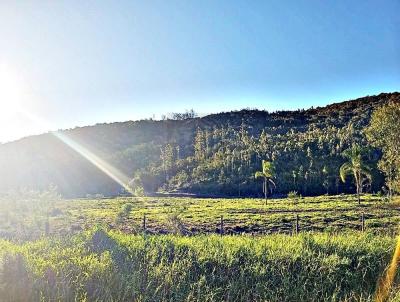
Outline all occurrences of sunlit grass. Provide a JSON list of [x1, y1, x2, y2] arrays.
[[0, 229, 398, 301], [1, 194, 399, 240]]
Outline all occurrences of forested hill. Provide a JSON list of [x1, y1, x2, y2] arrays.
[[0, 92, 399, 198]]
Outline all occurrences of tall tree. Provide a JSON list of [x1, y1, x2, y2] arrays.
[[160, 144, 174, 182], [194, 128, 206, 161], [366, 101, 400, 200], [255, 160, 276, 204], [339, 145, 372, 204], [322, 166, 330, 194]]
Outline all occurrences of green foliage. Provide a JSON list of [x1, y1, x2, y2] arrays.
[[166, 205, 188, 235], [339, 145, 374, 203], [255, 160, 276, 202], [255, 160, 275, 179], [288, 191, 300, 199], [121, 203, 133, 215], [169, 170, 190, 190], [366, 101, 400, 197], [129, 176, 146, 197], [115, 203, 134, 224], [133, 185, 145, 197], [0, 230, 397, 301]]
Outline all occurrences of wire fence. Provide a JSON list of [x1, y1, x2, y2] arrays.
[[3, 208, 399, 241], [133, 211, 397, 236]]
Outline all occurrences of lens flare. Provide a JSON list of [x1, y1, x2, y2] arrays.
[[19, 109, 134, 195], [375, 236, 400, 302], [53, 132, 134, 194]]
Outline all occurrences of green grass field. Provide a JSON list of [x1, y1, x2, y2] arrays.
[[1, 229, 399, 301], [2, 194, 400, 301], [1, 194, 400, 240]]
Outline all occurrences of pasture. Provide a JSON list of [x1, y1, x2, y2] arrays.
[[1, 193, 399, 240]]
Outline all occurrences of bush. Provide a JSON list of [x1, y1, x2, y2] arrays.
[[288, 191, 301, 204], [288, 191, 299, 199], [115, 203, 134, 224], [134, 185, 145, 197], [121, 203, 133, 216]]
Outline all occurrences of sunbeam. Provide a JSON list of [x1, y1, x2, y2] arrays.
[[53, 132, 134, 194], [19, 109, 134, 195]]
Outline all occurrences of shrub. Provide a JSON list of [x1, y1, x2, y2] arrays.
[[121, 203, 133, 216]]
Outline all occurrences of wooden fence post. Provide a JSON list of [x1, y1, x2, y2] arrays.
[[220, 215, 224, 236], [295, 214, 299, 235], [143, 213, 147, 233], [361, 213, 365, 233], [265, 214, 267, 234]]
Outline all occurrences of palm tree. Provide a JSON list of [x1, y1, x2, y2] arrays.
[[339, 145, 372, 204], [255, 160, 276, 204]]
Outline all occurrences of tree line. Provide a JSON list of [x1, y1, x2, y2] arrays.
[[133, 101, 399, 199]]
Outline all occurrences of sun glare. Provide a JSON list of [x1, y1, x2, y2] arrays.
[[0, 64, 22, 118], [0, 64, 26, 143], [0, 65, 133, 191]]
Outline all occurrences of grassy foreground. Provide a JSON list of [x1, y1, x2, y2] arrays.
[[1, 230, 400, 301]]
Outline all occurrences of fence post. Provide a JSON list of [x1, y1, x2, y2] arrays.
[[361, 212, 365, 233], [265, 214, 267, 235], [295, 214, 299, 235], [220, 215, 224, 236], [143, 213, 147, 233]]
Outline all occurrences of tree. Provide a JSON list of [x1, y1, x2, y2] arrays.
[[366, 101, 400, 200], [194, 128, 206, 161], [128, 176, 145, 197], [339, 145, 372, 204], [170, 109, 198, 120], [322, 166, 330, 194], [160, 144, 175, 182], [255, 160, 276, 204]]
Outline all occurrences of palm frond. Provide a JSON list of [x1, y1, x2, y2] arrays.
[[339, 163, 353, 183], [255, 171, 265, 179], [262, 160, 275, 178]]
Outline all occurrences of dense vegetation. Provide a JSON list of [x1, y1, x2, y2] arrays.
[[1, 229, 399, 302], [366, 102, 400, 199], [0, 92, 398, 198]]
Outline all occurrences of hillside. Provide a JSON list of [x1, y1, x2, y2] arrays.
[[0, 92, 399, 197]]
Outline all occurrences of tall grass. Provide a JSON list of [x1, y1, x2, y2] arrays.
[[0, 230, 398, 301]]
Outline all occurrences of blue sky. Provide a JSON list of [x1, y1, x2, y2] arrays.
[[0, 0, 399, 142]]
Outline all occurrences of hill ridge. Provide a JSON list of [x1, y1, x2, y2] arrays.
[[0, 92, 398, 197]]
